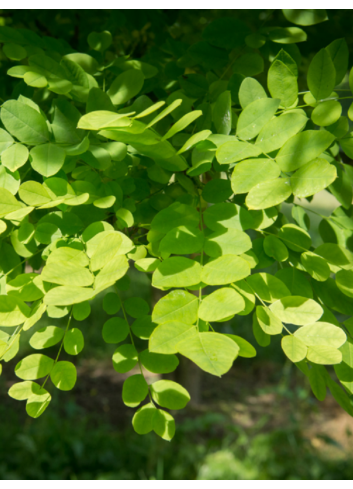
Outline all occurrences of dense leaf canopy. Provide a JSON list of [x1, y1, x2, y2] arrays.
[[1, 8, 353, 440]]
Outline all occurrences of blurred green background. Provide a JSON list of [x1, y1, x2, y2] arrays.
[[1, 8, 353, 480]]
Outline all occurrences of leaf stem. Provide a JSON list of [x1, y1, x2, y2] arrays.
[[41, 309, 73, 390], [114, 285, 152, 402]]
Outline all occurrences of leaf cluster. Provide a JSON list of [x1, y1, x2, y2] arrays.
[[1, 9, 353, 440]]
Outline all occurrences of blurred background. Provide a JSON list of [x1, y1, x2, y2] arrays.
[[1, 8, 353, 480]]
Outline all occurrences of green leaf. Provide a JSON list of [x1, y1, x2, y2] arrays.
[[177, 332, 239, 376], [291, 158, 336, 198], [150, 202, 199, 235], [35, 223, 61, 245], [278, 224, 311, 252], [47, 247, 89, 267], [116, 206, 134, 229], [149, 322, 197, 355], [281, 335, 307, 362], [315, 243, 353, 274], [256, 112, 307, 154], [0, 166, 20, 196], [132, 316, 157, 340], [202, 179, 232, 203], [177, 130, 211, 155], [41, 262, 93, 287], [160, 226, 204, 255], [292, 205, 310, 231], [77, 111, 131, 131], [212, 91, 232, 135], [0, 188, 23, 217], [216, 140, 261, 165], [124, 297, 149, 319], [307, 346, 342, 365], [26, 390, 51, 418], [135, 258, 159, 273], [152, 290, 198, 325], [204, 228, 251, 258], [335, 270, 353, 298], [152, 257, 202, 289], [64, 328, 84, 355], [94, 255, 129, 292], [270, 296, 323, 325], [72, 301, 91, 321], [199, 287, 245, 322], [114, 59, 158, 79], [15, 354, 54, 380], [7, 273, 44, 303], [8, 380, 43, 400], [326, 38, 349, 86], [102, 317, 129, 344], [252, 313, 271, 347], [307, 49, 336, 101], [247, 273, 290, 303], [226, 335, 256, 358], [30, 326, 64, 350], [51, 99, 86, 145], [132, 403, 175, 441], [326, 116, 349, 139], [0, 128, 14, 155], [1, 100, 49, 145], [311, 100, 342, 127], [90, 233, 123, 271], [233, 53, 264, 77], [246, 178, 292, 210], [308, 365, 326, 401], [18, 181, 51, 206], [30, 143, 66, 177], [236, 98, 280, 141], [231, 158, 280, 195], [276, 130, 335, 172], [103, 292, 121, 315], [300, 251, 330, 281], [1, 142, 29, 171], [231, 280, 256, 316], [3, 42, 27, 60], [239, 77, 267, 109], [122, 374, 149, 408], [140, 349, 179, 374], [0, 295, 30, 326], [201, 255, 250, 286], [43, 286, 94, 306], [282, 9, 328, 26], [264, 235, 288, 262], [256, 306, 283, 335], [314, 278, 353, 316], [145, 99, 182, 129], [150, 380, 190, 410], [162, 110, 202, 141], [269, 27, 307, 44], [268, 59, 298, 108], [327, 374, 353, 415], [295, 322, 346, 348], [203, 203, 253, 232], [107, 69, 145, 105], [87, 30, 112, 51], [112, 344, 138, 373], [0, 219, 6, 235], [50, 361, 77, 390]]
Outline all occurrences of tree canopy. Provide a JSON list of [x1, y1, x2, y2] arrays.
[[1, 8, 353, 441]]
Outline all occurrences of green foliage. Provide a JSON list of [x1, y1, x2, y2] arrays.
[[1, 8, 353, 442]]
